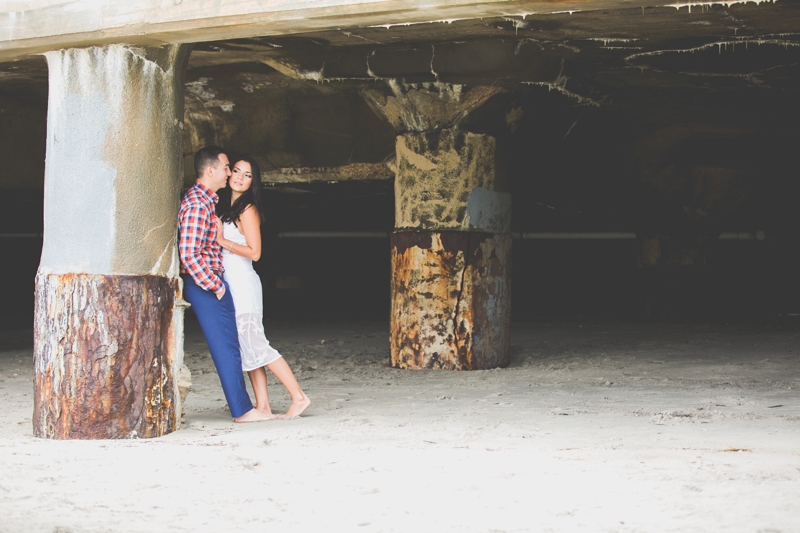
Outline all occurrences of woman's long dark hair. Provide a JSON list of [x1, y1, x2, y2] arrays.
[[217, 155, 264, 225]]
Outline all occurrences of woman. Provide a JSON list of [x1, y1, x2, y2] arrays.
[[216, 155, 311, 418]]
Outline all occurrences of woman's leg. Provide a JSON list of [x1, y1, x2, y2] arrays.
[[235, 312, 279, 419], [247, 367, 274, 415], [267, 358, 311, 417]]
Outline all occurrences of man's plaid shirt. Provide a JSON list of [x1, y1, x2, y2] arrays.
[[179, 182, 224, 294]]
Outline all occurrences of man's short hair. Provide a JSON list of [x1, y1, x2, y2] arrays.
[[194, 146, 227, 178]]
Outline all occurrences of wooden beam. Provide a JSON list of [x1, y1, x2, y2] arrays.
[[261, 162, 394, 184]]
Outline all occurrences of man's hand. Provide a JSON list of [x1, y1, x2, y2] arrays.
[[215, 285, 226, 300]]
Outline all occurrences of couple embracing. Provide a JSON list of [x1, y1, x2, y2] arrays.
[[179, 146, 310, 422]]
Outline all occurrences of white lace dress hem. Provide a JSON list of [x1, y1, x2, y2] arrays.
[[221, 221, 283, 371]]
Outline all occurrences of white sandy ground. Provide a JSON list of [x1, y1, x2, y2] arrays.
[[1, 318, 799, 533]]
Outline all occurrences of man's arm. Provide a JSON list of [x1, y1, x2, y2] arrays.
[[179, 202, 225, 296]]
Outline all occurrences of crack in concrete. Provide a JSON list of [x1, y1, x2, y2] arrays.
[[522, 58, 602, 107], [624, 39, 800, 85], [149, 238, 173, 276], [341, 31, 383, 45], [562, 119, 579, 141], [625, 38, 800, 65], [139, 220, 168, 244]]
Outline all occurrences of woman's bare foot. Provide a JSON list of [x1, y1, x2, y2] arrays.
[[284, 395, 311, 418], [257, 407, 279, 420], [234, 408, 277, 423]]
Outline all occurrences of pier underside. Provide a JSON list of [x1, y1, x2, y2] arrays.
[[2, 0, 798, 326]]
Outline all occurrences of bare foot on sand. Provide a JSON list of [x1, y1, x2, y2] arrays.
[[283, 395, 311, 418], [256, 407, 281, 420], [234, 408, 278, 423], [257, 408, 279, 420]]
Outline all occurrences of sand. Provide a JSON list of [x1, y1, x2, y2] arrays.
[[1, 318, 799, 533]]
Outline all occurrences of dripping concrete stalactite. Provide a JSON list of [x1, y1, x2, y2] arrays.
[[362, 82, 506, 134]]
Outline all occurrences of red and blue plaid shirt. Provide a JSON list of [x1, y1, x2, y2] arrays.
[[179, 182, 224, 294]]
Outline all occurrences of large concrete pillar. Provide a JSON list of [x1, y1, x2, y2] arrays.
[[391, 129, 512, 369], [33, 44, 191, 439]]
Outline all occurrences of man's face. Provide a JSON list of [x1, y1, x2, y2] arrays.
[[208, 153, 231, 192]]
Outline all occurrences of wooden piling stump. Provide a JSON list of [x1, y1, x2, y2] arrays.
[[390, 231, 511, 370], [33, 273, 178, 439]]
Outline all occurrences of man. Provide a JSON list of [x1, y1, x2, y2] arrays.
[[179, 146, 271, 422]]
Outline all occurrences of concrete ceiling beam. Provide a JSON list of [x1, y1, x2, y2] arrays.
[[1, 0, 673, 62]]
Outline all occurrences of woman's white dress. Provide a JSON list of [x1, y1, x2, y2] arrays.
[[221, 221, 282, 371]]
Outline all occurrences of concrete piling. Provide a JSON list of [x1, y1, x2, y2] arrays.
[[33, 44, 190, 439], [390, 128, 512, 369]]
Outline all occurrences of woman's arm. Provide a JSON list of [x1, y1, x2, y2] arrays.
[[218, 205, 262, 261]]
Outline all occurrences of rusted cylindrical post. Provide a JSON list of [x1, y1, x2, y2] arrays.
[[34, 44, 191, 439], [391, 129, 511, 369]]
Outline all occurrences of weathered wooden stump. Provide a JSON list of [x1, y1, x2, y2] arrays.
[[391, 231, 511, 369], [33, 274, 178, 439]]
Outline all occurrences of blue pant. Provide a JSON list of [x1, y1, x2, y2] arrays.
[[182, 274, 253, 418]]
